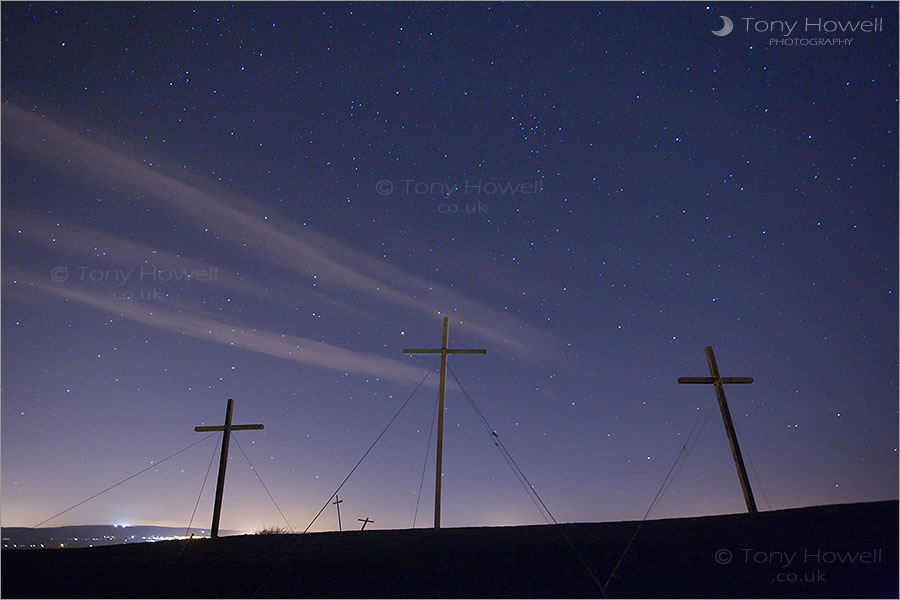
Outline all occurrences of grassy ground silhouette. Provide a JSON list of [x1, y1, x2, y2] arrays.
[[3, 500, 896, 598]]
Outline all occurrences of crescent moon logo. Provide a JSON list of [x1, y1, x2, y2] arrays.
[[711, 16, 734, 37]]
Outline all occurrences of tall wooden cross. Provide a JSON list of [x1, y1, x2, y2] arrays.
[[678, 346, 757, 514], [332, 494, 344, 532], [404, 316, 486, 529], [194, 398, 264, 538]]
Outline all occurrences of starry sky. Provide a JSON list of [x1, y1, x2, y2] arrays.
[[2, 2, 897, 534]]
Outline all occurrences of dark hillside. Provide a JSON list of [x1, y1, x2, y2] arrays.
[[3, 501, 896, 598]]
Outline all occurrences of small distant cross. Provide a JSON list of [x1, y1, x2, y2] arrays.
[[332, 495, 344, 532], [357, 517, 374, 531], [678, 346, 757, 513], [194, 398, 264, 538]]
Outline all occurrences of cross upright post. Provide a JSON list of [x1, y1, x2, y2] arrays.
[[195, 398, 264, 538], [403, 317, 486, 529], [678, 346, 757, 514], [332, 494, 344, 532]]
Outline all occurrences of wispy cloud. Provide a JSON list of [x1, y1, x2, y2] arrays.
[[2, 104, 566, 368], [3, 269, 431, 385], [3, 213, 370, 319]]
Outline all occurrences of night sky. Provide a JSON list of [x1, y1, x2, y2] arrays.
[[2, 2, 897, 534]]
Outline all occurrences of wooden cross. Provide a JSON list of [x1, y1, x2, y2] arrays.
[[332, 494, 344, 532], [357, 517, 374, 530], [194, 398, 264, 538], [678, 346, 757, 514], [404, 316, 486, 529]]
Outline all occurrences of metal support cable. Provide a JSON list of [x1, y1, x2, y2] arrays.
[[446, 365, 608, 598], [11, 432, 218, 541], [252, 370, 431, 598], [604, 402, 715, 589], [185, 434, 221, 537], [413, 388, 439, 528], [731, 418, 773, 511], [233, 435, 294, 532]]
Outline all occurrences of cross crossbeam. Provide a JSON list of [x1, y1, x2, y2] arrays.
[[194, 398, 264, 538], [678, 346, 757, 514], [403, 349, 488, 355], [403, 317, 486, 529], [677, 377, 753, 385]]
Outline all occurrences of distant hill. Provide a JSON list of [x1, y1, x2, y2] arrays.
[[2, 501, 896, 598], [2, 524, 245, 549]]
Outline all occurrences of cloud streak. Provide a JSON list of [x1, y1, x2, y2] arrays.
[[3, 212, 371, 319], [3, 269, 431, 385], [2, 104, 566, 367]]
